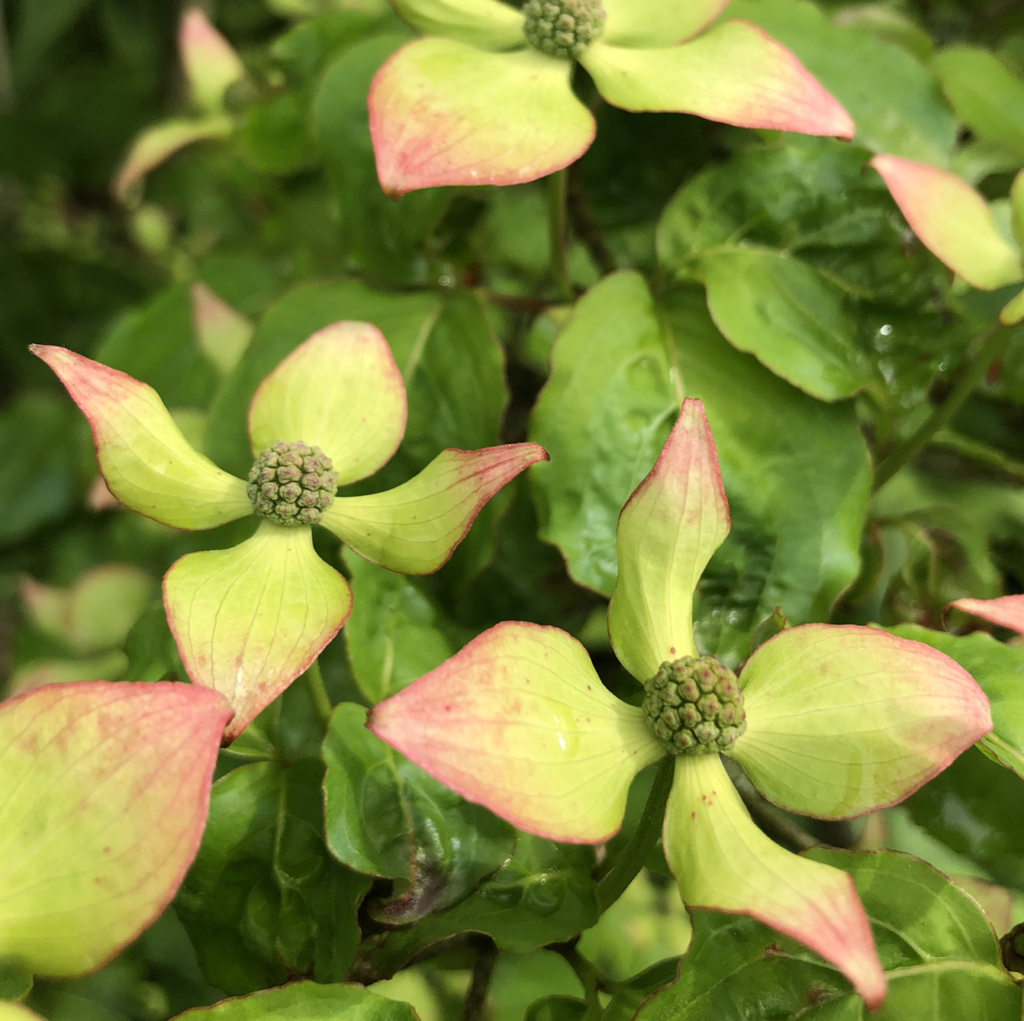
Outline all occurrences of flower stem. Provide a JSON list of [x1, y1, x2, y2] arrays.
[[557, 941, 602, 1018], [303, 659, 332, 727], [461, 939, 498, 1021], [548, 168, 572, 301], [594, 756, 674, 912], [874, 323, 1010, 491]]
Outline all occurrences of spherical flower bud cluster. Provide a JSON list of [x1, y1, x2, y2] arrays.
[[522, 0, 606, 60], [247, 441, 338, 526], [642, 655, 747, 755]]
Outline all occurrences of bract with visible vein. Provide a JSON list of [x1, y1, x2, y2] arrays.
[[662, 754, 886, 1008], [368, 622, 665, 842], [0, 682, 231, 976], [733, 624, 992, 818], [370, 39, 595, 195]]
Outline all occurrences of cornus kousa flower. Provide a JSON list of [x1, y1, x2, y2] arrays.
[[33, 324, 546, 740], [370, 399, 992, 1007], [370, 0, 855, 195]]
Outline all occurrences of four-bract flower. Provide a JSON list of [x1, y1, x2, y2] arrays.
[[33, 324, 547, 740], [370, 0, 855, 195], [370, 399, 992, 1007]]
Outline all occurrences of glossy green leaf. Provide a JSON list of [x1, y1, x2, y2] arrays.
[[322, 703, 514, 924], [370, 39, 594, 194], [0, 682, 231, 976], [637, 850, 1021, 1019], [734, 624, 991, 817], [728, 0, 955, 162], [529, 271, 678, 595], [662, 756, 885, 1007], [608, 400, 730, 681], [165, 521, 352, 740], [583, 22, 853, 137], [889, 624, 1024, 781], [176, 761, 371, 996], [932, 47, 1024, 161], [700, 248, 875, 400], [369, 623, 665, 841], [33, 345, 252, 530], [170, 981, 419, 1019], [360, 834, 598, 977], [323, 444, 547, 575], [342, 549, 465, 703], [247, 321, 407, 485], [390, 0, 524, 49]]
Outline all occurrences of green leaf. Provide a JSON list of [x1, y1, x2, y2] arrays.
[[322, 704, 514, 924], [699, 248, 876, 401], [170, 982, 420, 1020], [238, 92, 315, 176], [727, 0, 955, 163], [932, 47, 1024, 162], [529, 271, 678, 596], [0, 961, 32, 1002], [636, 850, 1021, 1020], [361, 834, 599, 977], [524, 997, 587, 1021], [887, 625, 1024, 779], [94, 282, 219, 407], [176, 760, 372, 997], [342, 549, 467, 703], [530, 273, 871, 663], [0, 393, 79, 548], [310, 33, 450, 285]]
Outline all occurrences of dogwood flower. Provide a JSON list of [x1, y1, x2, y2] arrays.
[[369, 399, 991, 1007], [370, 0, 854, 195], [34, 323, 546, 739]]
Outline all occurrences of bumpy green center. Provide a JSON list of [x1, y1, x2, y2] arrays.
[[642, 656, 747, 755], [247, 441, 338, 527], [522, 0, 606, 59]]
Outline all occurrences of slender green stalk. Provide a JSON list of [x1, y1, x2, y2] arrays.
[[548, 168, 572, 301], [559, 942, 602, 1018], [303, 659, 333, 727], [874, 323, 1010, 490], [461, 940, 498, 1021], [595, 756, 674, 911]]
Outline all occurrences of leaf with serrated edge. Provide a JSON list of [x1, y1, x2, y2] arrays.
[[733, 624, 992, 818], [370, 38, 595, 195], [165, 521, 352, 740], [662, 755, 885, 1008], [322, 444, 548, 575], [0, 682, 231, 976], [247, 321, 407, 485], [581, 21, 853, 136], [871, 155, 1023, 290], [31, 345, 251, 529], [608, 400, 729, 684], [369, 622, 665, 842]]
